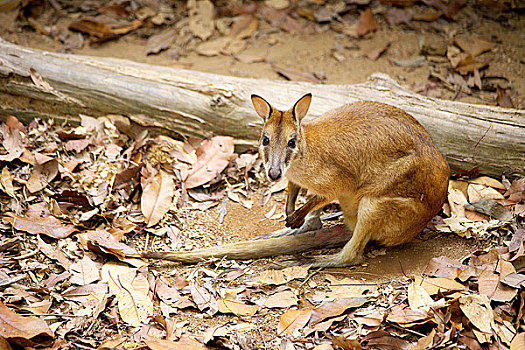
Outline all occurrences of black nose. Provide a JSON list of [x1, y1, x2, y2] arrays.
[[268, 168, 281, 181]]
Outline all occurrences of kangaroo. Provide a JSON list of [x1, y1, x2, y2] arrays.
[[142, 94, 450, 267]]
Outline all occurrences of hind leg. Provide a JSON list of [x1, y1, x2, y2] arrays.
[[298, 196, 430, 268]]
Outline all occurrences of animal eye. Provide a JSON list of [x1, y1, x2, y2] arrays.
[[287, 138, 296, 148], [262, 136, 270, 146]]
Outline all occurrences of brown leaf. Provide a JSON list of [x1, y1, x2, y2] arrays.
[[145, 334, 208, 350], [501, 273, 525, 289], [146, 28, 176, 55], [0, 301, 54, 348], [217, 298, 260, 316], [68, 19, 118, 41], [454, 36, 495, 57], [0, 166, 15, 198], [70, 255, 101, 286], [356, 8, 378, 37], [190, 282, 217, 313], [230, 14, 258, 39], [277, 309, 312, 336], [385, 8, 412, 25], [264, 290, 298, 308], [511, 333, 525, 350], [331, 335, 362, 350], [496, 86, 515, 108], [36, 236, 72, 269], [258, 266, 309, 285], [309, 298, 368, 325], [26, 155, 58, 193], [478, 260, 518, 302], [87, 229, 139, 259], [65, 139, 91, 153], [459, 294, 494, 334], [188, 0, 215, 40], [3, 214, 76, 239], [117, 272, 153, 327], [364, 42, 390, 60], [362, 330, 412, 350], [386, 305, 430, 325], [274, 66, 323, 83], [0, 123, 25, 162], [69, 18, 142, 40], [6, 115, 26, 134], [155, 278, 194, 309], [414, 276, 468, 295], [185, 137, 236, 189], [141, 170, 174, 227]]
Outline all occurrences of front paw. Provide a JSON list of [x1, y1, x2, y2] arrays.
[[286, 212, 305, 228]]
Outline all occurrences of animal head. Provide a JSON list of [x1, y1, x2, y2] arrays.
[[251, 93, 312, 181]]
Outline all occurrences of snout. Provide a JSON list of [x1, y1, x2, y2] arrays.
[[268, 167, 282, 181]]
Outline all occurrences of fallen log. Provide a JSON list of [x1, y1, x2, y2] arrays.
[[0, 38, 523, 177]]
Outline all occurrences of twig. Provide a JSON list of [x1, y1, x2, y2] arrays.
[[12, 250, 39, 260], [0, 275, 27, 287], [389, 323, 427, 338]]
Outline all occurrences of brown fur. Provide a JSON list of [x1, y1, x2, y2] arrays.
[[142, 95, 449, 267]]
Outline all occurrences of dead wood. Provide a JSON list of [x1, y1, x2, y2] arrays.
[[0, 38, 523, 177]]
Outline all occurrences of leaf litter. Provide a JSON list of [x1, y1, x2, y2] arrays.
[[1, 0, 525, 348], [0, 112, 524, 348]]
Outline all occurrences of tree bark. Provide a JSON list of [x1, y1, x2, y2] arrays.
[[0, 38, 523, 177]]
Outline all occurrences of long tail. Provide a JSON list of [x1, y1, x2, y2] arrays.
[[141, 225, 349, 263]]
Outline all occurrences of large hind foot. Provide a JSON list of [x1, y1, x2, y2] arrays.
[[257, 209, 323, 239]]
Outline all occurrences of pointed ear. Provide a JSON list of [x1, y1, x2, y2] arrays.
[[292, 93, 312, 123], [251, 94, 272, 120]]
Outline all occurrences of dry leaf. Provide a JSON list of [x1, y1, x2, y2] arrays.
[[511, 333, 525, 350], [70, 255, 100, 286], [354, 310, 385, 327], [408, 282, 436, 313], [36, 236, 72, 269], [273, 66, 323, 83], [362, 330, 412, 350], [87, 229, 139, 260], [0, 124, 25, 162], [0, 166, 15, 198], [264, 290, 298, 308], [185, 137, 236, 189], [3, 214, 76, 239], [356, 8, 378, 37], [217, 298, 260, 316], [190, 282, 217, 313], [478, 260, 518, 302], [385, 8, 412, 25], [230, 14, 258, 39], [259, 266, 309, 285], [414, 276, 468, 295], [454, 36, 495, 57], [116, 271, 154, 327], [26, 156, 58, 193], [146, 28, 176, 55], [386, 305, 430, 325], [0, 301, 54, 348], [496, 86, 515, 108], [459, 294, 494, 334], [309, 298, 368, 325], [145, 334, 208, 350], [469, 176, 506, 190], [141, 170, 174, 227], [278, 309, 312, 336], [364, 42, 389, 60], [188, 0, 214, 40]]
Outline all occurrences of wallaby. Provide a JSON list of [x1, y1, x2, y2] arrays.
[[142, 94, 450, 267]]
